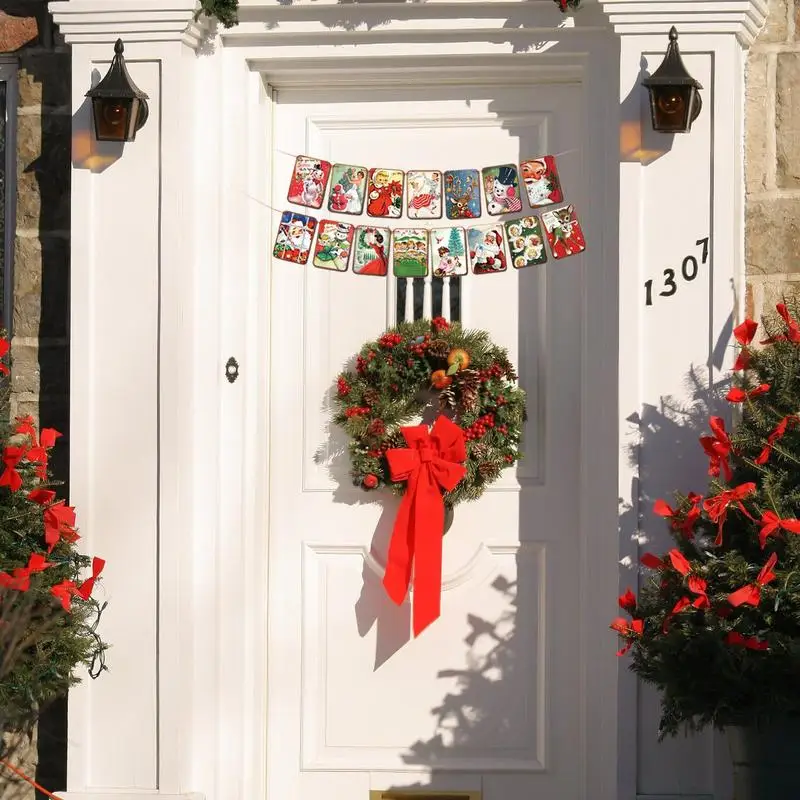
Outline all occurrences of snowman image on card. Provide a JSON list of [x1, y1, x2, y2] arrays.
[[482, 164, 523, 215]]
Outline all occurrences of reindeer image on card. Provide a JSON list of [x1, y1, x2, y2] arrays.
[[273, 211, 317, 265], [312, 220, 354, 271], [407, 170, 443, 219], [541, 205, 586, 260], [430, 228, 467, 277], [286, 155, 331, 210], [352, 226, 390, 276], [367, 168, 404, 218], [444, 169, 481, 220], [392, 228, 429, 277], [520, 156, 564, 208], [467, 225, 507, 274], [505, 216, 547, 268]]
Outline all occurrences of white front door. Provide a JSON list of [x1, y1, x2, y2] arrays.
[[267, 81, 593, 800]]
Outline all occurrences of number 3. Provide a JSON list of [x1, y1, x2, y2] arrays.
[[659, 268, 677, 297]]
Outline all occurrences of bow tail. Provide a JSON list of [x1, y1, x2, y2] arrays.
[[411, 471, 445, 637], [382, 476, 418, 606]]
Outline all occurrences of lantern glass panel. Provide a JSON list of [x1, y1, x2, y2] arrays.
[[650, 86, 693, 133], [92, 97, 133, 142]]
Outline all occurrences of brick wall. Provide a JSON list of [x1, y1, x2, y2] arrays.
[[0, 4, 71, 798], [746, 0, 800, 315]]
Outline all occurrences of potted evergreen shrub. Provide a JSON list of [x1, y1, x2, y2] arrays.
[[0, 336, 107, 797], [612, 299, 800, 799]]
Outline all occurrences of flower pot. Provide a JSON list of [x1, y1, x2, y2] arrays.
[[728, 720, 800, 799]]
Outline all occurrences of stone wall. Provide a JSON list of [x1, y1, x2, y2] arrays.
[[745, 0, 800, 315], [0, 4, 71, 797]]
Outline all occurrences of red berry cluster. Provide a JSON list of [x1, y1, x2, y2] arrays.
[[496, 394, 507, 406], [464, 412, 496, 441], [345, 406, 370, 418], [356, 350, 378, 375], [478, 364, 505, 382], [337, 377, 351, 397], [379, 332, 403, 348], [368, 419, 386, 436], [410, 334, 432, 356], [504, 454, 515, 463], [432, 317, 450, 332]]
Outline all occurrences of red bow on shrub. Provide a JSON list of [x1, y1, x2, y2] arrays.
[[383, 415, 466, 637], [761, 303, 800, 344], [728, 552, 778, 607], [703, 483, 756, 546], [758, 511, 800, 548], [699, 417, 733, 482]]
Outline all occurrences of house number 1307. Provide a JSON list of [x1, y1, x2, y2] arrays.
[[644, 237, 710, 306]]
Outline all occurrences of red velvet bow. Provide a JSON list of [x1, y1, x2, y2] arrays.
[[43, 501, 79, 552], [0, 446, 25, 492], [755, 415, 796, 465], [0, 338, 9, 376], [726, 384, 770, 403], [761, 303, 800, 344], [725, 631, 768, 651], [654, 493, 703, 539], [77, 557, 105, 600], [728, 552, 778, 607], [383, 415, 466, 637], [699, 417, 733, 482], [0, 552, 54, 592], [703, 482, 756, 546], [610, 617, 643, 655], [734, 319, 758, 346], [758, 511, 800, 549], [668, 548, 691, 576]]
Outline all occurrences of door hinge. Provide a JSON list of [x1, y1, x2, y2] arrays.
[[225, 357, 240, 384]]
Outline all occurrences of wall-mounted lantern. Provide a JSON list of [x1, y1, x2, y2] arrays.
[[642, 27, 703, 134], [85, 39, 149, 142]]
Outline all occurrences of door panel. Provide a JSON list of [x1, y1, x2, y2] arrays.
[[268, 84, 586, 800]]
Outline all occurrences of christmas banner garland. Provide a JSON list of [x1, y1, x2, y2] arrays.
[[274, 153, 587, 272], [333, 317, 526, 635]]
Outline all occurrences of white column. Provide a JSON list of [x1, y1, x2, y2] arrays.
[[404, 277, 414, 322], [441, 277, 451, 322], [49, 3, 207, 799], [422, 273, 433, 318], [598, 2, 767, 797]]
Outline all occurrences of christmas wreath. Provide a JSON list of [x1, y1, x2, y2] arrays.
[[333, 318, 526, 636], [333, 318, 526, 505]]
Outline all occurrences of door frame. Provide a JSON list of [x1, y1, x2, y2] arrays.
[[213, 37, 624, 800]]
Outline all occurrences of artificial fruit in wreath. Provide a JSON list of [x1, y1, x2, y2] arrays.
[[430, 369, 453, 390], [446, 348, 471, 375]]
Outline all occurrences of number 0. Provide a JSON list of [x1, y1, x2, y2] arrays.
[[682, 255, 698, 281]]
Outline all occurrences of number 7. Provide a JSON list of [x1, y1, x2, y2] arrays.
[[696, 237, 709, 264]]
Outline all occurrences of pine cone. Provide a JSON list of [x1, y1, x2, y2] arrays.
[[427, 339, 450, 359], [362, 389, 380, 407], [471, 442, 491, 461], [438, 385, 457, 410], [478, 461, 500, 480], [495, 353, 518, 382], [456, 369, 481, 412]]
